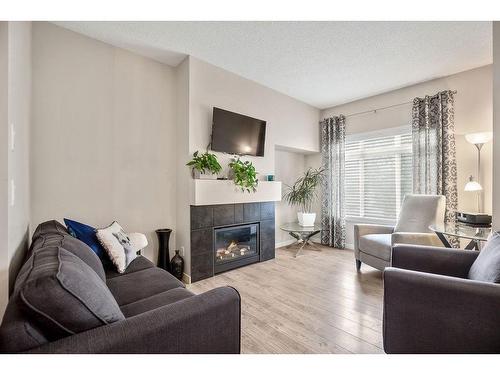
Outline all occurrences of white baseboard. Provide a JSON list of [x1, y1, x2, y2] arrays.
[[185, 241, 353, 284], [275, 239, 296, 248]]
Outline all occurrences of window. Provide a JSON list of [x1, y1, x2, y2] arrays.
[[345, 126, 412, 221]]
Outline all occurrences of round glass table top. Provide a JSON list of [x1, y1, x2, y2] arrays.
[[429, 223, 491, 241], [279, 222, 322, 232]]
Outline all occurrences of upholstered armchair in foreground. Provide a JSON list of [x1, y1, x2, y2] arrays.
[[354, 194, 445, 271], [384, 243, 500, 353]]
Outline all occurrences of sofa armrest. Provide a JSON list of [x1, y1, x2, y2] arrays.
[[391, 232, 442, 247], [391, 244, 479, 278], [383, 268, 500, 353], [26, 286, 241, 354], [354, 224, 394, 256]]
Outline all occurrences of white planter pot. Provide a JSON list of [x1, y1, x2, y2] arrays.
[[297, 212, 316, 227], [193, 171, 218, 180]]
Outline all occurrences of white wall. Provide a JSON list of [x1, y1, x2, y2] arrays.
[[0, 22, 9, 317], [177, 57, 320, 278], [7, 22, 31, 294], [31, 22, 177, 263], [274, 148, 307, 246], [317, 65, 493, 248]]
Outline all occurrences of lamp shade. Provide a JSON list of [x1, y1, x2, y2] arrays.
[[128, 232, 148, 251], [464, 176, 483, 192], [465, 132, 493, 145]]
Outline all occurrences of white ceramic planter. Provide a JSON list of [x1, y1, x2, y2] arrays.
[[193, 171, 218, 180], [297, 212, 316, 227]]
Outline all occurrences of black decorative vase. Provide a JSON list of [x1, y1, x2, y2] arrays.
[[155, 229, 172, 272], [170, 250, 184, 281]]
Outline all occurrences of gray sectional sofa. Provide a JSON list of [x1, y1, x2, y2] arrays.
[[0, 220, 241, 353]]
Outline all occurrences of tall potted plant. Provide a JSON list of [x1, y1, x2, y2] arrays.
[[283, 167, 324, 226], [186, 151, 222, 180]]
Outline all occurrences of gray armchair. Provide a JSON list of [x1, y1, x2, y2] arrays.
[[354, 194, 445, 271], [384, 244, 500, 353]]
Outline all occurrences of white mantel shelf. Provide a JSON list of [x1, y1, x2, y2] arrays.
[[191, 180, 282, 206]]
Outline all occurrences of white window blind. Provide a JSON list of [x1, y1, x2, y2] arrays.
[[345, 127, 412, 221]]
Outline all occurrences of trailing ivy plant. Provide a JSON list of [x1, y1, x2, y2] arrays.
[[283, 167, 325, 213], [186, 151, 222, 175], [229, 157, 258, 193]]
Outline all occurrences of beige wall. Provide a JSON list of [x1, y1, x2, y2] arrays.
[[0, 21, 32, 318], [31, 22, 177, 263], [7, 22, 31, 294], [493, 22, 500, 230], [177, 57, 320, 278], [274, 148, 307, 246], [175, 57, 190, 273], [315, 65, 493, 247], [29, 27, 321, 281], [0, 22, 9, 317], [188, 57, 320, 174]]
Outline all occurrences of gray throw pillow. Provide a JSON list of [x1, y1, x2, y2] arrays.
[[20, 246, 125, 341], [468, 231, 500, 283]]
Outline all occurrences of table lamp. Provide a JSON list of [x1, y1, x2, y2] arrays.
[[464, 131, 492, 212]]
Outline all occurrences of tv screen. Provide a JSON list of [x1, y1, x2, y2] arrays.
[[211, 107, 266, 157]]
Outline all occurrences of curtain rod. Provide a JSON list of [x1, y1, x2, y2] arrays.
[[344, 90, 458, 119]]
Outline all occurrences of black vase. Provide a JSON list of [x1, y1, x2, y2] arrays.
[[170, 250, 184, 281], [156, 229, 172, 272]]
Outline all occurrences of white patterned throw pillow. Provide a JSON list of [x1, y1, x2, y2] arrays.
[[96, 221, 136, 273], [113, 230, 137, 269]]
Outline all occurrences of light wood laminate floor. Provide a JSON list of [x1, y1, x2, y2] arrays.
[[188, 245, 384, 354]]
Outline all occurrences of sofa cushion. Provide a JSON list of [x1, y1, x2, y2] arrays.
[[469, 232, 500, 283], [120, 288, 194, 318], [64, 218, 109, 263], [19, 246, 125, 341], [31, 219, 69, 243], [105, 255, 155, 279], [359, 233, 392, 261], [107, 267, 184, 306], [29, 220, 106, 281], [0, 297, 49, 353]]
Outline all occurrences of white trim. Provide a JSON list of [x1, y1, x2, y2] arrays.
[[275, 239, 295, 248], [182, 272, 191, 284], [346, 124, 411, 142], [191, 180, 282, 205]]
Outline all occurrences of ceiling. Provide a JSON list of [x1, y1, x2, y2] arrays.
[[54, 21, 492, 109]]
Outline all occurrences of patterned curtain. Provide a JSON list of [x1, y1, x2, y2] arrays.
[[412, 90, 458, 243], [321, 116, 346, 249]]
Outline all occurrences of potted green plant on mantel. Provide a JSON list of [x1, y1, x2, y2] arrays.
[[186, 151, 222, 180], [229, 157, 259, 193], [283, 167, 324, 226]]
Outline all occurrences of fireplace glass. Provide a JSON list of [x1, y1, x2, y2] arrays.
[[214, 223, 259, 272]]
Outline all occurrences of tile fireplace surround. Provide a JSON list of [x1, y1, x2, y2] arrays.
[[190, 202, 275, 282]]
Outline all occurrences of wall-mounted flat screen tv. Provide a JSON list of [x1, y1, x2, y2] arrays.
[[211, 107, 266, 157]]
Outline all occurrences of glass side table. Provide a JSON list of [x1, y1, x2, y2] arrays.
[[429, 223, 491, 250], [279, 222, 322, 257]]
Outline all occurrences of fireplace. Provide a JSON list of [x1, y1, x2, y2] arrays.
[[214, 223, 260, 274], [190, 202, 275, 282]]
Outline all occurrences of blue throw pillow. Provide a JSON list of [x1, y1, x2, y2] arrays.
[[64, 218, 109, 263]]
